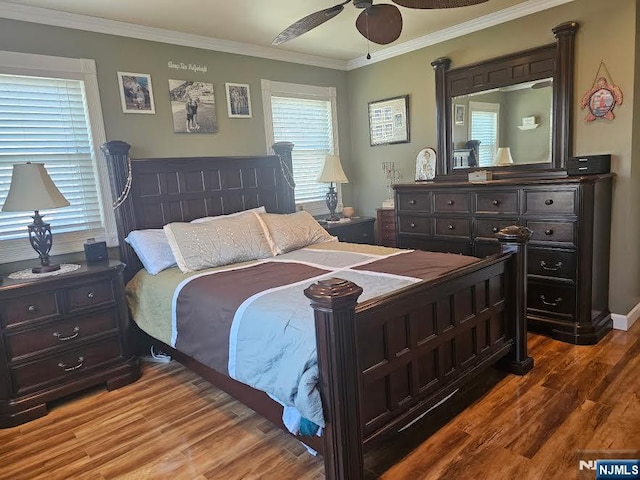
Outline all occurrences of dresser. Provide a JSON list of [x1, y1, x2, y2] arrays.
[[395, 175, 613, 344], [320, 217, 376, 245], [0, 261, 141, 427], [376, 208, 397, 247]]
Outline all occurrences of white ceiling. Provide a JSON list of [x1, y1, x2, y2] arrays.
[[1, 0, 574, 69]]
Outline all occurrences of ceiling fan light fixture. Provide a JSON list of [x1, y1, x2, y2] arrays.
[[392, 0, 488, 8]]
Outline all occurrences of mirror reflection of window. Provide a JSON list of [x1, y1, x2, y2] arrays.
[[469, 101, 500, 167]]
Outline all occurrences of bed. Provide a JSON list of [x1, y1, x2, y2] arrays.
[[101, 140, 533, 480]]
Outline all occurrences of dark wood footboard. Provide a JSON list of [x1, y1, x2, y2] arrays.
[[305, 226, 532, 480]]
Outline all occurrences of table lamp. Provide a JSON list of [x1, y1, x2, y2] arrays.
[[1, 162, 70, 273], [494, 147, 514, 166], [317, 155, 349, 221]]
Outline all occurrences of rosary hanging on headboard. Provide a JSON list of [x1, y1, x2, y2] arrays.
[[580, 60, 623, 122]]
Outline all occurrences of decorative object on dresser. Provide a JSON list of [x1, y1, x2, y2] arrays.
[[321, 216, 375, 245], [317, 155, 349, 221], [1, 162, 70, 273], [395, 174, 613, 345], [382, 161, 401, 207], [415, 147, 436, 181], [0, 261, 141, 427], [567, 154, 611, 176], [341, 206, 355, 218], [376, 208, 396, 247], [84, 238, 109, 263]]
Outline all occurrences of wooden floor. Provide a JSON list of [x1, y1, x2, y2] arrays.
[[2, 322, 639, 480]]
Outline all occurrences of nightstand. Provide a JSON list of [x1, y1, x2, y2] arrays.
[[320, 216, 376, 245], [376, 208, 397, 247], [0, 260, 141, 427]]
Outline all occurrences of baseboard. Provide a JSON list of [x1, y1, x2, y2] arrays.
[[611, 301, 640, 331]]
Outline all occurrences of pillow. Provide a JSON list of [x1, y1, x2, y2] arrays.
[[164, 211, 275, 273], [259, 211, 336, 255], [191, 206, 266, 224], [125, 229, 177, 275]]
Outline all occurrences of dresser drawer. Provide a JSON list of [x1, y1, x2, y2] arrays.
[[528, 282, 576, 319], [2, 292, 60, 328], [398, 216, 431, 235], [524, 190, 576, 215], [6, 308, 118, 361], [434, 193, 470, 213], [11, 337, 122, 394], [377, 208, 395, 220], [528, 249, 576, 280], [398, 193, 430, 212], [65, 279, 115, 313], [379, 232, 397, 247], [475, 191, 518, 214], [380, 220, 396, 232], [527, 221, 575, 244], [475, 218, 519, 240], [435, 218, 471, 238]]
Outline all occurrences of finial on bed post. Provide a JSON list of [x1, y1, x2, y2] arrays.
[[100, 141, 141, 281], [497, 226, 534, 375], [304, 278, 365, 480], [272, 142, 296, 214]]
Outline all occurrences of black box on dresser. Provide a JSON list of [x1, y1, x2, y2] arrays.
[[567, 154, 611, 176]]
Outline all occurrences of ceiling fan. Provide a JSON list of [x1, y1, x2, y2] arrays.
[[272, 0, 489, 47]]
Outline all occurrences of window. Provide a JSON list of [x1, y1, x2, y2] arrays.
[[262, 80, 339, 215], [0, 51, 115, 263], [469, 101, 500, 167]]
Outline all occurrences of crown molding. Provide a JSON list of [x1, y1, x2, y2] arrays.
[[0, 0, 574, 72], [0, 1, 349, 71], [347, 0, 576, 70]]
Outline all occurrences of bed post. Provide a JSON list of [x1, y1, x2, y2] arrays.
[[304, 278, 365, 480], [497, 226, 534, 375], [271, 142, 296, 214], [100, 140, 142, 282]]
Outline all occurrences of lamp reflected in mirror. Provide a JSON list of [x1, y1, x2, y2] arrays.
[[494, 147, 514, 166]]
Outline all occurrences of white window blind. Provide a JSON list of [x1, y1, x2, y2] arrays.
[[0, 51, 115, 264], [271, 96, 334, 204], [262, 80, 339, 215], [469, 101, 500, 167]]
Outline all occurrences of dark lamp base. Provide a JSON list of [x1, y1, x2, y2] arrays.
[[32, 264, 61, 274]]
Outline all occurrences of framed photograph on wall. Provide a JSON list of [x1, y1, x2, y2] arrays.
[[368, 95, 409, 146], [117, 72, 155, 114], [168, 79, 217, 133], [225, 83, 252, 118], [454, 104, 465, 126]]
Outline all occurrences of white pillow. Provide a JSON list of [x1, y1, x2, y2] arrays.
[[164, 211, 275, 273], [125, 229, 177, 275], [259, 211, 336, 255], [191, 206, 266, 224]]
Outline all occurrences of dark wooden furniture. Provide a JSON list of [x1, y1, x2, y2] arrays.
[[101, 140, 533, 480], [0, 261, 141, 427], [376, 207, 397, 247], [431, 21, 578, 180], [395, 174, 613, 345], [320, 216, 375, 244]]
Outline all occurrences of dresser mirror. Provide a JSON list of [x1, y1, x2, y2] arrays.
[[431, 21, 578, 180]]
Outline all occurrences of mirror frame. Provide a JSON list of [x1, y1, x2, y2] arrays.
[[431, 21, 579, 180]]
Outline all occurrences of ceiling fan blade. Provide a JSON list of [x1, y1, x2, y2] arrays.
[[392, 0, 488, 8], [272, 1, 350, 45], [356, 4, 403, 45]]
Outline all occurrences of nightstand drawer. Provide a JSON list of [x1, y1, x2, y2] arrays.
[[2, 292, 60, 327], [12, 337, 122, 394], [66, 280, 115, 313], [6, 309, 118, 361]]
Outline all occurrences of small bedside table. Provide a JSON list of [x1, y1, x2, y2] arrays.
[[376, 208, 397, 247], [320, 216, 376, 245], [0, 260, 141, 428]]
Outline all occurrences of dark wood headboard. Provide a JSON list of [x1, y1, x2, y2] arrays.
[[100, 141, 295, 281]]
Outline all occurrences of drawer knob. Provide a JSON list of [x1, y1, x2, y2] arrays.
[[492, 227, 499, 233], [544, 199, 554, 206], [409, 199, 416, 205], [540, 295, 562, 307], [87, 291, 95, 299], [53, 326, 80, 342], [447, 200, 455, 206], [410, 222, 416, 228], [58, 356, 85, 372], [492, 200, 500, 206], [28, 305, 36, 313], [544, 229, 554, 236], [540, 260, 563, 271], [448, 224, 455, 230]]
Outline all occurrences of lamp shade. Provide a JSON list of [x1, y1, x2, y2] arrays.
[[317, 155, 349, 184], [494, 147, 514, 166], [2, 163, 70, 212]]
